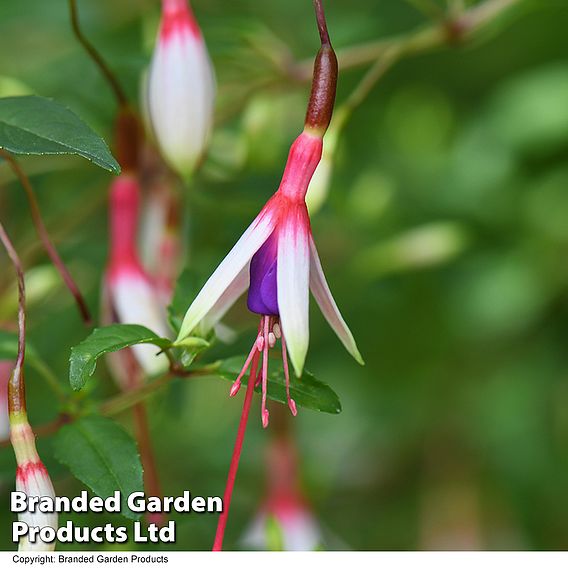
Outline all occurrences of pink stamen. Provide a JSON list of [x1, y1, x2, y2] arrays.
[[229, 338, 259, 398], [261, 316, 270, 428], [256, 334, 264, 352], [268, 332, 276, 348], [281, 333, 298, 416]]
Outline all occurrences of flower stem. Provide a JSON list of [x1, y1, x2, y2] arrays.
[[0, 219, 26, 416], [213, 351, 260, 551], [313, 0, 331, 46], [0, 150, 92, 325], [68, 0, 128, 108]]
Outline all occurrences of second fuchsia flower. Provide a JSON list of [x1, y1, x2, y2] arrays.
[[104, 174, 170, 381], [176, 37, 363, 427], [147, 0, 215, 178]]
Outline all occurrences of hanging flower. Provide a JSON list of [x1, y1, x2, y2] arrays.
[[104, 174, 170, 381], [242, 436, 323, 551], [11, 416, 58, 551], [147, 0, 215, 177], [176, 40, 363, 427]]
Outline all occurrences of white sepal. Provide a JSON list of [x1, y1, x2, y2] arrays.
[[110, 269, 170, 376], [176, 211, 276, 342], [309, 236, 364, 365], [277, 207, 310, 377]]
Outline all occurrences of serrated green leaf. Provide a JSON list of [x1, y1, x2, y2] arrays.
[[0, 95, 120, 173], [53, 415, 143, 520], [212, 356, 342, 414], [69, 324, 172, 391]]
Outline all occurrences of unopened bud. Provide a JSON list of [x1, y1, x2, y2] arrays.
[[304, 45, 337, 136], [147, 0, 216, 177], [11, 417, 58, 551]]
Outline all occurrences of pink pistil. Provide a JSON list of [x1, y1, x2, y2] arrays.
[[213, 349, 260, 551]]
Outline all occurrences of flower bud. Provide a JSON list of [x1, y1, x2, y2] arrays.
[[105, 174, 170, 378], [147, 0, 216, 177], [11, 416, 58, 551]]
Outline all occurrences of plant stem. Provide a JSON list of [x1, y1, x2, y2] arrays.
[[0, 220, 26, 415], [0, 149, 92, 324], [213, 351, 260, 551], [294, 0, 522, 80], [404, 0, 446, 20], [132, 401, 166, 526], [313, 0, 331, 46], [68, 0, 128, 108]]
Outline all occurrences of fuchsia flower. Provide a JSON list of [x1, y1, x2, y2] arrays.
[[148, 0, 215, 177], [176, 37, 363, 428], [242, 437, 323, 551], [11, 417, 58, 551], [104, 174, 170, 379]]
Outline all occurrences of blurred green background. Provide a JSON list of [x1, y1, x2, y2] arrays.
[[1, 0, 568, 551]]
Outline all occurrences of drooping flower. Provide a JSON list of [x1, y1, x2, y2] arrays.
[[11, 415, 58, 551], [147, 0, 216, 177], [242, 435, 323, 551], [103, 174, 170, 381], [176, 38, 363, 427]]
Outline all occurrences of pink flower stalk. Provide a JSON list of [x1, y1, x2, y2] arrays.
[[11, 416, 58, 551], [148, 0, 215, 177], [242, 436, 322, 551], [176, 43, 363, 430], [0, 361, 11, 442], [104, 174, 170, 379]]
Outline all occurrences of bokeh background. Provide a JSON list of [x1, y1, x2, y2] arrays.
[[1, 0, 568, 551]]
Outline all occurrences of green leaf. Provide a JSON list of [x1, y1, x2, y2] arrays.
[[53, 415, 143, 520], [212, 356, 342, 414], [69, 324, 172, 391], [0, 95, 120, 173]]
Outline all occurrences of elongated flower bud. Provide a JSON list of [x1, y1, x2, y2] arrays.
[[105, 174, 170, 378], [148, 0, 216, 177], [11, 414, 58, 551]]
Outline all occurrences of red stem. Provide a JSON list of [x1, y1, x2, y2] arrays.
[[0, 149, 92, 325], [0, 219, 26, 415], [213, 351, 260, 551]]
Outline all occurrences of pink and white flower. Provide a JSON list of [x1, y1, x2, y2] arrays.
[[242, 437, 323, 551], [11, 418, 58, 551], [104, 174, 170, 380], [147, 0, 215, 177], [176, 129, 363, 427]]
